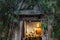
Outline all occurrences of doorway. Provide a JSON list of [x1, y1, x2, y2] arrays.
[[23, 21, 42, 40]]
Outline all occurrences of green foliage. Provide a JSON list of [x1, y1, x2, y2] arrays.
[[51, 20, 60, 39], [41, 21, 46, 28], [0, 0, 60, 40], [51, 30, 55, 38], [0, 0, 15, 40], [57, 0, 60, 7], [39, 0, 57, 13]]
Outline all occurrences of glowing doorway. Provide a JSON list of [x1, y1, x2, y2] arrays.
[[24, 21, 42, 40]]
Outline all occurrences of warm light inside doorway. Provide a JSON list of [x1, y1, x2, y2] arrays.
[[24, 21, 42, 38]]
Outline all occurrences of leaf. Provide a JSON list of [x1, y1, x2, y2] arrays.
[[41, 22, 46, 28]]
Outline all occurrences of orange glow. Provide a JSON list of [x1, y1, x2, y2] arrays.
[[36, 28, 42, 35]]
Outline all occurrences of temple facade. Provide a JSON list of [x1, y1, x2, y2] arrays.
[[12, 10, 54, 40]]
